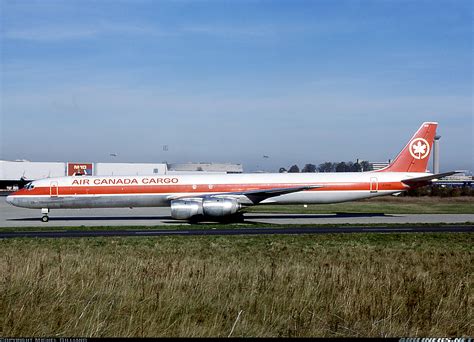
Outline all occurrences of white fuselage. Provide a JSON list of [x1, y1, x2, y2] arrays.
[[6, 171, 426, 209]]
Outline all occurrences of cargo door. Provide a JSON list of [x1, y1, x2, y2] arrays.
[[370, 177, 378, 193], [50, 181, 59, 197]]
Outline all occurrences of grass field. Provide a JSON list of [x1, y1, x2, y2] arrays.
[[1, 222, 473, 233], [1, 233, 472, 337], [245, 196, 474, 214]]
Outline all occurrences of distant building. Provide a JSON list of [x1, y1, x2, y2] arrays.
[[369, 161, 391, 171], [0, 160, 66, 191], [94, 163, 167, 176], [433, 171, 473, 188], [167, 162, 243, 174]]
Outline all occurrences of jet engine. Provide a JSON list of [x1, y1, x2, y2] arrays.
[[170, 198, 240, 220], [202, 198, 240, 217], [170, 199, 203, 220]]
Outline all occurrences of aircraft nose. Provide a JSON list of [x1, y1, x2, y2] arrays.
[[6, 195, 14, 205]]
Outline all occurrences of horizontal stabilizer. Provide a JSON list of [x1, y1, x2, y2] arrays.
[[401, 171, 459, 186]]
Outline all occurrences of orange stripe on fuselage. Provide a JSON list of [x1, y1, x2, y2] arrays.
[[12, 182, 407, 196]]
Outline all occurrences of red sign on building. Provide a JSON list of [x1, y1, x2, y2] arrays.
[[67, 163, 93, 176]]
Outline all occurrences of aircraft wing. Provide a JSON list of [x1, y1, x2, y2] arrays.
[[401, 171, 459, 186], [167, 185, 323, 204], [236, 185, 323, 204]]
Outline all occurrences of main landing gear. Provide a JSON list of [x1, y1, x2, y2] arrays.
[[41, 208, 49, 222]]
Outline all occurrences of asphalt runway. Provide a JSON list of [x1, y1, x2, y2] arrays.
[[1, 225, 473, 239], [1, 197, 474, 227]]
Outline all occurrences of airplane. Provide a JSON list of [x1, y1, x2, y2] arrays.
[[6, 122, 455, 222]]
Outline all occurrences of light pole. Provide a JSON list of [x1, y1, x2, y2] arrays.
[[433, 136, 441, 174]]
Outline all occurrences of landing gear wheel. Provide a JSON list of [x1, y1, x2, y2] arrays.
[[41, 215, 49, 222], [188, 216, 203, 224], [226, 213, 245, 223]]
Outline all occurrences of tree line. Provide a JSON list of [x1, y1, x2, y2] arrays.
[[279, 161, 372, 173], [404, 185, 474, 197]]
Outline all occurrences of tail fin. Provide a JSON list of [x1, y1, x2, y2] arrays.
[[377, 122, 438, 173]]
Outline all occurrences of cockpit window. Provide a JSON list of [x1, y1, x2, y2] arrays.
[[24, 182, 35, 190]]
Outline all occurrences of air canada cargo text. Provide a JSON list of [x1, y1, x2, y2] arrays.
[[71, 178, 179, 185]]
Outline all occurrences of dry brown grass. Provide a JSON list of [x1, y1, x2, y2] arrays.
[[1, 234, 472, 337]]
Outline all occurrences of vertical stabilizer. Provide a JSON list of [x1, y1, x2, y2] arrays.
[[377, 122, 438, 173]]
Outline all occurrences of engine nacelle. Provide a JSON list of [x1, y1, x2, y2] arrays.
[[170, 198, 241, 220], [202, 198, 240, 217], [170, 199, 203, 220]]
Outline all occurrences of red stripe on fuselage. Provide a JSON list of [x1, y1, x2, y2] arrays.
[[12, 182, 407, 197]]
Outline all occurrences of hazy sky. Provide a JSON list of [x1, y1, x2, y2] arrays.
[[1, 0, 472, 172]]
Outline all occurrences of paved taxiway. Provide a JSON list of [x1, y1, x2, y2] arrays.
[[1, 197, 473, 227], [1, 225, 472, 239]]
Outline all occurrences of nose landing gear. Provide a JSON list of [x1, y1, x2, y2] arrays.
[[41, 208, 49, 222]]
